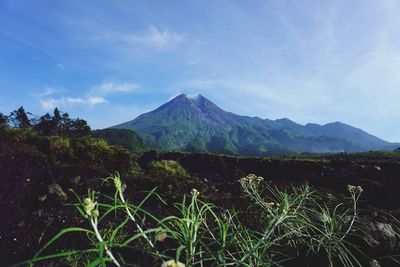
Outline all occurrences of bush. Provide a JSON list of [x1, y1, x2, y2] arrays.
[[148, 160, 188, 177], [92, 128, 147, 154], [43, 136, 73, 163], [1, 127, 40, 144], [72, 137, 112, 162], [70, 136, 132, 171]]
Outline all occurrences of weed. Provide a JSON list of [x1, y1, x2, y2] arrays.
[[18, 173, 367, 267]]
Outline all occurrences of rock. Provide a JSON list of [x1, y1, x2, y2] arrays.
[[374, 165, 382, 171], [376, 223, 396, 238], [366, 222, 398, 251]]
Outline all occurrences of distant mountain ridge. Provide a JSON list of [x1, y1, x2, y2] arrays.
[[112, 94, 397, 156]]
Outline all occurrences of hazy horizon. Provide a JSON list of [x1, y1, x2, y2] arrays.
[[1, 0, 400, 142]]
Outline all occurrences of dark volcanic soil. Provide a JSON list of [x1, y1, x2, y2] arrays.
[[139, 151, 400, 208], [1, 146, 400, 266]]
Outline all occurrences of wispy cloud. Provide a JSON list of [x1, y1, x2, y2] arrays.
[[94, 82, 141, 94], [38, 81, 139, 110], [128, 25, 184, 49], [33, 87, 65, 97], [40, 96, 107, 110], [93, 25, 184, 51]]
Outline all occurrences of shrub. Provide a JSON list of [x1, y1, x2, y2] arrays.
[[70, 136, 132, 171], [72, 136, 112, 162], [148, 160, 188, 177], [92, 128, 147, 154], [2, 127, 40, 144], [43, 136, 73, 163]]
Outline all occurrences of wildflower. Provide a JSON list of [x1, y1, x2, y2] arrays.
[[155, 231, 167, 242], [347, 185, 363, 194], [83, 197, 97, 217], [321, 212, 331, 223], [161, 260, 186, 267], [266, 202, 276, 209], [347, 185, 355, 193], [113, 177, 122, 191], [91, 209, 99, 218], [240, 174, 264, 185], [191, 188, 199, 197]]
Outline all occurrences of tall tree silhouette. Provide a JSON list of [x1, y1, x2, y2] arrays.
[[10, 106, 32, 128], [0, 112, 8, 129], [35, 112, 57, 135]]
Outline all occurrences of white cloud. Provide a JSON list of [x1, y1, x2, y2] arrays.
[[126, 25, 183, 49], [33, 87, 66, 97], [38, 81, 138, 111], [93, 25, 184, 51], [95, 82, 141, 94], [40, 96, 107, 110], [87, 96, 108, 105], [56, 63, 65, 69]]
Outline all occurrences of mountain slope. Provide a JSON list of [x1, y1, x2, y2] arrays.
[[112, 94, 396, 156]]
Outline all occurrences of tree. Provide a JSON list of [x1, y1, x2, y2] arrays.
[[0, 112, 8, 129], [35, 112, 57, 135], [53, 108, 62, 128], [10, 106, 32, 128], [59, 112, 71, 134], [67, 118, 91, 137]]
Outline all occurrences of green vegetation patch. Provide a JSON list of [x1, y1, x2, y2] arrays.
[[148, 160, 188, 177]]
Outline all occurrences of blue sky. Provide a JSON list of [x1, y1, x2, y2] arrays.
[[1, 0, 400, 141]]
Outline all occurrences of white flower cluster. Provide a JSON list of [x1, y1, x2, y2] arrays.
[[83, 197, 99, 218], [347, 185, 363, 194], [191, 188, 200, 197], [239, 174, 264, 186], [155, 231, 168, 242], [161, 259, 186, 267]]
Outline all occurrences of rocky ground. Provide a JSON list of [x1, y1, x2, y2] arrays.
[[1, 143, 400, 266]]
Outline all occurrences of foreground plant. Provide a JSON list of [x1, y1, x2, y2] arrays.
[[239, 174, 365, 267], [18, 174, 165, 266], [307, 184, 364, 267], [19, 172, 367, 267], [83, 191, 121, 266]]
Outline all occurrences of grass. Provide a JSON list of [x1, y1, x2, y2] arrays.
[[16, 173, 369, 267]]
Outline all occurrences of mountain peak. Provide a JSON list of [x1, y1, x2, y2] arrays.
[[171, 93, 188, 100], [167, 93, 218, 110], [172, 93, 207, 101], [187, 94, 202, 100], [112, 94, 395, 155]]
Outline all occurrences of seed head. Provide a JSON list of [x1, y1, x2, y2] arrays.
[[155, 231, 167, 242], [83, 197, 97, 217], [191, 188, 199, 197], [161, 260, 186, 267], [347, 185, 363, 194], [239, 174, 264, 186]]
